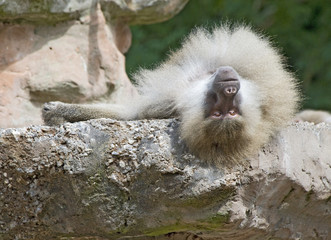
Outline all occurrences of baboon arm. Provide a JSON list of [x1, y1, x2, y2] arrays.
[[42, 102, 135, 126]]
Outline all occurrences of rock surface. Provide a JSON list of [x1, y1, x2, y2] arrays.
[[101, 0, 190, 25], [0, 0, 189, 25], [0, 0, 189, 128], [0, 120, 330, 239], [0, 5, 136, 128]]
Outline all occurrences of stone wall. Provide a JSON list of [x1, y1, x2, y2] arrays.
[[0, 120, 330, 239]]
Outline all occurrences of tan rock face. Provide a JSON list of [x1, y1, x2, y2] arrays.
[[0, 6, 136, 128]]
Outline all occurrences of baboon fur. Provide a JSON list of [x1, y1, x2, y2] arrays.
[[43, 24, 300, 166]]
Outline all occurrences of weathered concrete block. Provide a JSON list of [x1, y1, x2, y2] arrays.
[[0, 120, 330, 239]]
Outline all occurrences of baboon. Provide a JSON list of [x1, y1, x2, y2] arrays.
[[42, 25, 299, 166]]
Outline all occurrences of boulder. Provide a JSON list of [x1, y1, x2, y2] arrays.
[[0, 120, 330, 239], [0, 5, 136, 128]]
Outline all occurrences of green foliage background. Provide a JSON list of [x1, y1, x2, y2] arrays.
[[125, 0, 331, 111]]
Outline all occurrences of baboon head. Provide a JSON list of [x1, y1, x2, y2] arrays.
[[178, 65, 262, 166]]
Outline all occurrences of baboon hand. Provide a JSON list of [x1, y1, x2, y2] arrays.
[[42, 101, 67, 126]]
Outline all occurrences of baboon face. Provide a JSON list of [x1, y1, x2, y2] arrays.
[[204, 66, 242, 121], [201, 66, 247, 137]]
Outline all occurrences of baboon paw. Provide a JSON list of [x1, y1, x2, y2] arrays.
[[43, 101, 62, 112], [42, 101, 66, 126]]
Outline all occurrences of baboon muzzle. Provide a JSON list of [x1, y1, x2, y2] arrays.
[[213, 66, 241, 96], [205, 66, 241, 120]]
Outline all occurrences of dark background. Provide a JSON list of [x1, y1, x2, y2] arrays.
[[125, 0, 331, 111]]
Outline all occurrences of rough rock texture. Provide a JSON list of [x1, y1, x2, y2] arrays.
[[101, 0, 190, 25], [0, 0, 189, 25], [0, 120, 330, 239], [0, 0, 189, 128]]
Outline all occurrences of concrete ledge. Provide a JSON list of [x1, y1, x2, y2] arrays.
[[0, 119, 330, 239]]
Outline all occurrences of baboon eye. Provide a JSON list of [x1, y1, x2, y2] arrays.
[[229, 110, 236, 116], [212, 111, 221, 117]]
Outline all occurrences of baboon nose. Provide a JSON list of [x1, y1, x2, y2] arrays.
[[224, 86, 238, 96], [212, 66, 240, 96]]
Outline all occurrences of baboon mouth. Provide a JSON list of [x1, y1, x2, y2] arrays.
[[210, 109, 240, 120]]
